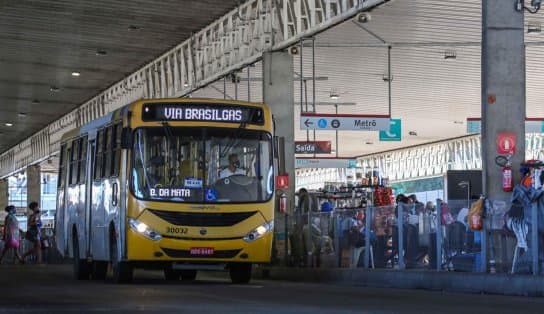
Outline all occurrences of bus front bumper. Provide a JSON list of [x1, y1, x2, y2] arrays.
[[126, 228, 273, 263]]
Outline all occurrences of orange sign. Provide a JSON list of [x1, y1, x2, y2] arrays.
[[497, 132, 516, 154]]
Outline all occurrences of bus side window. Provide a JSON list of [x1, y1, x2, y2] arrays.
[[104, 126, 113, 177], [69, 139, 79, 186], [111, 123, 122, 177], [78, 136, 88, 184], [58, 144, 67, 188], [94, 129, 104, 181]]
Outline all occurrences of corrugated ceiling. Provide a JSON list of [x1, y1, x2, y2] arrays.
[[0, 0, 239, 152]]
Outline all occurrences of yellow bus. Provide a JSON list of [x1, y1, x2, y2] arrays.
[[55, 98, 275, 283]]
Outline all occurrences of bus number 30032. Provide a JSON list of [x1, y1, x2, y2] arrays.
[[166, 226, 189, 234]]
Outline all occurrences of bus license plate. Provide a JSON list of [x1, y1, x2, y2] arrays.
[[190, 247, 214, 256]]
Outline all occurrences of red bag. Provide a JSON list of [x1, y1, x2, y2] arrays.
[[440, 203, 454, 225]]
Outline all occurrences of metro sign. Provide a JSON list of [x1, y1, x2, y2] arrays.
[[300, 113, 390, 131]]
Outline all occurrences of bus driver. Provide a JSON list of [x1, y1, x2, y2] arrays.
[[219, 153, 246, 178]]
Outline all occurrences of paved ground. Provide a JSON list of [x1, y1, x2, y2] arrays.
[[0, 264, 543, 313]]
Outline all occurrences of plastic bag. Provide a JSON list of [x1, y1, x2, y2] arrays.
[[468, 198, 484, 231]]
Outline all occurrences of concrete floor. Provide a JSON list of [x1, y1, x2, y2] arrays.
[[0, 264, 543, 313]]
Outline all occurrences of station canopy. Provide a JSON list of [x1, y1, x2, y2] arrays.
[[2, 0, 544, 158]]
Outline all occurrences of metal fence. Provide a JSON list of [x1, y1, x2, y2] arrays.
[[282, 195, 544, 276]]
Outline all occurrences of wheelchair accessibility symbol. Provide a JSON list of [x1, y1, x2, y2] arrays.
[[205, 189, 217, 201]]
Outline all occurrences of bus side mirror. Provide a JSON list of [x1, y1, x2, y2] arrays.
[[121, 127, 132, 149]]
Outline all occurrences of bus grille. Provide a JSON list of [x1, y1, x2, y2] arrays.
[[148, 210, 258, 227], [161, 248, 242, 259]]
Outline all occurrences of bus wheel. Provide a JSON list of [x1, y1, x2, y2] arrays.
[[91, 261, 108, 280], [72, 235, 90, 280], [180, 270, 197, 281], [229, 263, 252, 284], [110, 236, 133, 283], [163, 268, 181, 281]]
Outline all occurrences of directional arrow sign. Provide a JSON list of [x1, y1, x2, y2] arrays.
[[300, 113, 390, 131]]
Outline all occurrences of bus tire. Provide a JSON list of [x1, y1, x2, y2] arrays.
[[180, 270, 197, 281], [91, 261, 108, 280], [72, 234, 90, 280], [229, 263, 252, 284], [163, 268, 181, 281], [110, 233, 133, 284]]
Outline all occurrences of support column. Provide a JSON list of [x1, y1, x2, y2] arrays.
[[263, 51, 295, 206], [27, 164, 41, 209], [263, 51, 295, 265], [482, 1, 525, 201], [481, 0, 525, 273], [0, 179, 8, 211]]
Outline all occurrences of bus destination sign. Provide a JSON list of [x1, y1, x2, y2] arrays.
[[142, 103, 263, 124]]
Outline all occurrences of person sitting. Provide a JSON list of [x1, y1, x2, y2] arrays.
[[219, 153, 246, 178]]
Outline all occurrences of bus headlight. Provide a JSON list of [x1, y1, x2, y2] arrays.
[[243, 221, 274, 243], [128, 218, 162, 241]]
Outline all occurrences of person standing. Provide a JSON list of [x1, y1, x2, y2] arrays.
[[0, 205, 25, 264], [23, 202, 42, 264]]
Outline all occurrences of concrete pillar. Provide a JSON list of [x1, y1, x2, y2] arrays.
[[0, 179, 8, 211], [263, 51, 295, 264], [481, 0, 525, 201], [27, 164, 41, 209], [263, 51, 295, 207]]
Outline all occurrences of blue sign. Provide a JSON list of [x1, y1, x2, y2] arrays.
[[379, 119, 402, 141], [467, 119, 544, 134], [317, 119, 327, 128], [467, 120, 480, 134], [205, 189, 217, 202]]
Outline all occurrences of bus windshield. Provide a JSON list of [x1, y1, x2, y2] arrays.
[[131, 127, 274, 203]]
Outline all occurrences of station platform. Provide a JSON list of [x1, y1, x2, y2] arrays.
[[254, 266, 544, 297]]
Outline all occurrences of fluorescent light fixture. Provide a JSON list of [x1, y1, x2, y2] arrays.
[[5, 123, 13, 127], [444, 50, 457, 59], [71, 72, 81, 77], [330, 93, 340, 100], [528, 22, 542, 33]]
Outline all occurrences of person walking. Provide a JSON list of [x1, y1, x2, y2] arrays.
[[0, 205, 25, 264], [23, 202, 42, 264]]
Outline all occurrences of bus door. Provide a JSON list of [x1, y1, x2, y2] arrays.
[[85, 140, 95, 257], [55, 144, 68, 256], [91, 130, 108, 261]]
